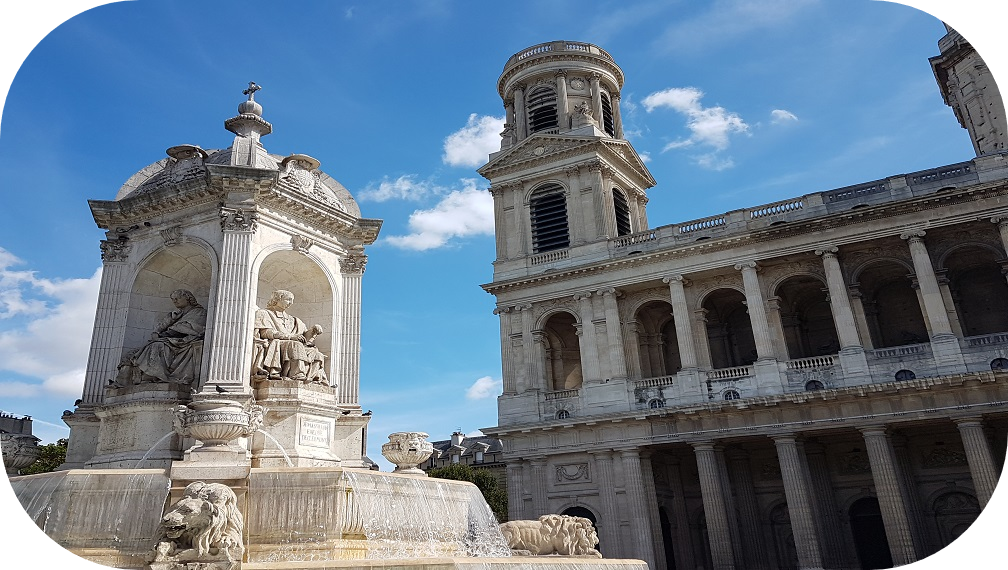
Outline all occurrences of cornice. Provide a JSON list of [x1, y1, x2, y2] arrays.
[[498, 52, 624, 99]]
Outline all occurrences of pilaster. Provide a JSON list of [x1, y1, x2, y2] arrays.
[[860, 427, 919, 566], [693, 442, 736, 570], [506, 460, 526, 521], [619, 448, 658, 570], [726, 448, 770, 569], [664, 457, 696, 570], [774, 436, 825, 570], [529, 457, 549, 516], [495, 306, 517, 395], [591, 451, 622, 558], [337, 253, 366, 406]]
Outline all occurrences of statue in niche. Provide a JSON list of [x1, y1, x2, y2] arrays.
[[252, 289, 326, 383], [113, 289, 207, 388]]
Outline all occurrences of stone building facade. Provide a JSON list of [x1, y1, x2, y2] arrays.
[[422, 431, 507, 488], [479, 35, 1008, 570]]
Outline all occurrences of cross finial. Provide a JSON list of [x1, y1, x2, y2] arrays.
[[243, 81, 262, 100]]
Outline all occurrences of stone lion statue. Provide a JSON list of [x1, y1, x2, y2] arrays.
[[499, 514, 602, 557], [150, 481, 244, 564]]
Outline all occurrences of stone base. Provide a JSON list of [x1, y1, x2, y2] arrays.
[[241, 558, 648, 570], [251, 379, 368, 467], [87, 384, 191, 469]]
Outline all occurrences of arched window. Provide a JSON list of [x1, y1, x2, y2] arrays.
[[600, 92, 615, 137], [805, 380, 825, 391], [895, 369, 916, 381], [556, 409, 571, 420], [530, 184, 570, 253], [612, 188, 632, 236], [723, 389, 740, 401], [527, 86, 558, 134], [648, 398, 665, 409], [991, 358, 1008, 370]]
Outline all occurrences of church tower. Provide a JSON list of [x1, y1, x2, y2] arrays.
[[478, 41, 655, 282]]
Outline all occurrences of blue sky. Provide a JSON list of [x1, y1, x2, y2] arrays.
[[0, 1, 997, 466]]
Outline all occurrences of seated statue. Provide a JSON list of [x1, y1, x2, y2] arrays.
[[114, 289, 207, 388], [252, 289, 326, 383]]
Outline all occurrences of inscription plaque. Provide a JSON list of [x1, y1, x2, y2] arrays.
[[299, 417, 333, 449]]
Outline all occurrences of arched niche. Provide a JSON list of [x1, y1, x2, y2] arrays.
[[124, 244, 213, 358], [540, 311, 582, 391], [255, 250, 335, 379]]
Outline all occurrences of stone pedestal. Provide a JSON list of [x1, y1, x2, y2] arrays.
[[251, 379, 368, 467], [87, 383, 191, 469]]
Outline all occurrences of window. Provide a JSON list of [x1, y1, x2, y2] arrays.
[[600, 92, 615, 136], [613, 189, 632, 236], [451, 453, 460, 464], [894, 369, 916, 381], [805, 380, 825, 391], [556, 409, 571, 420], [475, 451, 484, 463], [648, 398, 665, 409], [530, 184, 570, 253], [723, 389, 741, 400], [527, 86, 558, 134], [991, 358, 1008, 370]]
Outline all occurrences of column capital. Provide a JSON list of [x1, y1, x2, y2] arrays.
[[617, 447, 641, 459], [219, 206, 258, 233], [815, 245, 839, 257], [553, 68, 567, 78], [954, 416, 985, 428], [662, 274, 691, 287], [563, 165, 580, 177], [772, 434, 801, 445], [589, 71, 602, 81], [734, 260, 760, 272], [597, 287, 622, 298], [493, 305, 512, 315], [515, 303, 534, 312], [573, 291, 593, 302], [691, 441, 717, 452], [339, 253, 368, 274], [99, 239, 131, 263], [899, 229, 926, 242], [991, 216, 1008, 228], [859, 425, 889, 438]]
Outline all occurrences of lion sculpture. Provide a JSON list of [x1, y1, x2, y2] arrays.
[[149, 481, 244, 565], [499, 514, 602, 557]]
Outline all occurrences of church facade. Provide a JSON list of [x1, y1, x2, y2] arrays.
[[480, 28, 1007, 570]]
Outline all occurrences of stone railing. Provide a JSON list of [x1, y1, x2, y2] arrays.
[[612, 229, 657, 248], [634, 375, 675, 389], [871, 343, 930, 358], [677, 214, 725, 234], [530, 249, 569, 265], [544, 389, 579, 401], [823, 180, 889, 203], [786, 355, 836, 371], [707, 366, 752, 380], [505, 41, 614, 67], [910, 162, 973, 185], [963, 332, 1008, 348], [749, 197, 803, 219]]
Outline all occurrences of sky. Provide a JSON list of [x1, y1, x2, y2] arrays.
[[0, 0, 1007, 567]]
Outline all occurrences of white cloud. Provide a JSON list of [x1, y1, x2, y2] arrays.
[[442, 114, 504, 168], [0, 247, 101, 398], [695, 153, 736, 171], [465, 376, 502, 400], [384, 179, 494, 250], [653, 0, 818, 53], [358, 174, 441, 202], [644, 87, 749, 152], [771, 109, 799, 124]]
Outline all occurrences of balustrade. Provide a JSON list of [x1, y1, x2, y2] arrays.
[[634, 375, 675, 389], [786, 355, 836, 371], [707, 365, 752, 380]]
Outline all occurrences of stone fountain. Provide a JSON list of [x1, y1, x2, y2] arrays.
[[2, 86, 646, 570]]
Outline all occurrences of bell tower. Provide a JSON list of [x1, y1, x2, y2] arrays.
[[478, 41, 655, 281]]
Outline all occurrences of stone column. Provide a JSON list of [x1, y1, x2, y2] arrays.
[[625, 321, 643, 379], [620, 449, 658, 570], [901, 231, 965, 373], [693, 442, 736, 570], [529, 457, 549, 516], [612, 92, 624, 138], [735, 261, 775, 360], [555, 69, 569, 129], [575, 292, 602, 382], [847, 284, 875, 350], [589, 162, 609, 239], [935, 270, 964, 336], [890, 433, 926, 555], [506, 461, 526, 521], [640, 453, 668, 570], [513, 181, 528, 257], [592, 451, 623, 558], [207, 205, 257, 393], [817, 246, 871, 379], [564, 166, 586, 246], [590, 73, 603, 126], [860, 427, 918, 566], [663, 275, 700, 369], [804, 441, 851, 569], [774, 436, 825, 570], [489, 186, 507, 260], [82, 240, 133, 405], [517, 304, 535, 392], [495, 307, 517, 395], [636, 194, 648, 230], [514, 83, 527, 140], [337, 253, 366, 405], [692, 308, 714, 370], [599, 288, 628, 379], [664, 457, 696, 570], [956, 418, 1000, 507], [726, 448, 770, 570], [765, 296, 790, 359], [993, 217, 1008, 283]]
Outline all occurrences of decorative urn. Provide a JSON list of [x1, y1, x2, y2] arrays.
[[1, 433, 40, 475], [381, 432, 434, 475], [174, 399, 265, 450]]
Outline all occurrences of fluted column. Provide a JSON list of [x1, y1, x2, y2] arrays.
[[665, 458, 696, 570], [861, 427, 918, 566], [735, 261, 775, 360], [529, 457, 549, 516], [692, 308, 714, 369], [993, 217, 1008, 284], [564, 166, 585, 246], [514, 304, 535, 393], [489, 186, 507, 260], [625, 321, 643, 379], [337, 253, 366, 405], [726, 448, 770, 569], [663, 275, 699, 369], [900, 231, 954, 336], [575, 292, 602, 382], [848, 284, 875, 350], [496, 307, 517, 395], [514, 182, 528, 257], [207, 205, 257, 393], [506, 461, 526, 520], [555, 69, 569, 128], [620, 449, 658, 569], [956, 418, 1000, 507], [599, 288, 628, 378], [640, 453, 668, 570], [612, 92, 624, 138], [514, 83, 527, 140], [592, 451, 622, 557], [774, 436, 825, 570], [82, 241, 132, 405], [805, 441, 851, 569], [590, 73, 603, 126], [816, 247, 862, 348], [693, 442, 736, 570], [589, 162, 609, 239]]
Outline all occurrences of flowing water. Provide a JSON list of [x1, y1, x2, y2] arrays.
[[257, 429, 294, 467], [132, 431, 176, 469]]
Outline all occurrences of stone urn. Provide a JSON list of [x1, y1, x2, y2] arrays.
[[174, 399, 264, 451], [381, 432, 434, 475], [1, 433, 40, 475]]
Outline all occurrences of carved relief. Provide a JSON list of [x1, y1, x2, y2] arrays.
[[555, 462, 590, 483], [759, 461, 783, 480], [922, 447, 968, 468], [99, 239, 130, 262], [693, 273, 744, 306], [136, 144, 208, 194], [290, 234, 314, 254], [219, 206, 258, 232], [534, 297, 578, 322], [149, 481, 244, 566], [761, 260, 826, 294], [339, 254, 368, 274], [838, 451, 872, 475], [160, 226, 182, 247]]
